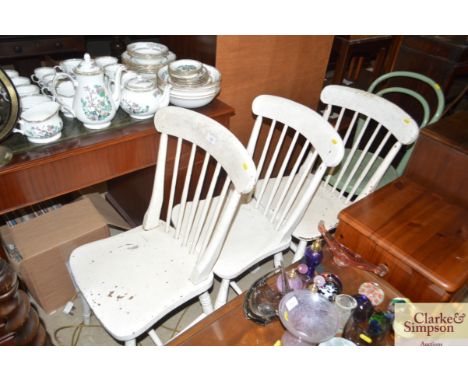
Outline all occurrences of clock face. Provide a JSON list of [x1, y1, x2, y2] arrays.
[[0, 67, 20, 143]]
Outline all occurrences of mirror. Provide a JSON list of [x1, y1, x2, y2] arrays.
[[0, 67, 20, 167]]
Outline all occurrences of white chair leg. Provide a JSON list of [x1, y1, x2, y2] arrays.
[[148, 329, 164, 346], [125, 339, 136, 346], [229, 281, 242, 295], [199, 291, 214, 315], [214, 279, 230, 309], [289, 241, 298, 252], [274, 253, 283, 268], [80, 293, 91, 325], [292, 239, 308, 263]]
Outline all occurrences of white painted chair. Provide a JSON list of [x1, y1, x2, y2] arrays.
[[68, 106, 257, 345], [256, 85, 420, 262], [172, 95, 345, 308]]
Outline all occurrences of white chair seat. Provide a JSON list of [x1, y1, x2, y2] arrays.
[[172, 199, 291, 280], [256, 177, 349, 241], [69, 223, 213, 341]]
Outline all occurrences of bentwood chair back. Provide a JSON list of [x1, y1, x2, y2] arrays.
[[367, 70, 445, 176]]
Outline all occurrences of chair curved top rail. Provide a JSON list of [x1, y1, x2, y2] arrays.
[[368, 70, 445, 126], [252, 95, 344, 167], [376, 87, 431, 127], [154, 106, 257, 195], [321, 85, 419, 145]]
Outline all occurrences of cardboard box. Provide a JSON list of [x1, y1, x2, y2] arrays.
[[0, 194, 130, 313]]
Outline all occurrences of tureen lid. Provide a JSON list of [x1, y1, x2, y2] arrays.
[[74, 53, 102, 75], [125, 76, 156, 92]]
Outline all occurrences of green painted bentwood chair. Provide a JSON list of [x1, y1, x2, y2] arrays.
[[367, 70, 445, 176]]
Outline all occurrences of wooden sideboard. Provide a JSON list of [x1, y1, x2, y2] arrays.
[[336, 111, 468, 302], [0, 100, 235, 259]]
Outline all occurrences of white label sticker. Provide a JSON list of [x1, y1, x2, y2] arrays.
[[285, 296, 298, 311]]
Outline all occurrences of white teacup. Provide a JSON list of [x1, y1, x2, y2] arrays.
[[104, 63, 125, 80], [20, 94, 51, 111], [5, 69, 19, 79], [31, 67, 56, 83], [54, 80, 75, 118], [16, 84, 40, 97], [57, 58, 83, 75], [14, 101, 63, 143], [12, 76, 31, 87], [104, 64, 131, 91], [95, 56, 118, 68]]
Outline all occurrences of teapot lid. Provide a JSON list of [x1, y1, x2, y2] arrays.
[[125, 76, 156, 92], [74, 53, 102, 76]]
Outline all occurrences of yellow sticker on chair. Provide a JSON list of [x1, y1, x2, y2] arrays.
[[331, 138, 338, 145], [242, 162, 249, 171], [434, 83, 441, 90], [403, 118, 411, 125], [284, 311, 289, 321]]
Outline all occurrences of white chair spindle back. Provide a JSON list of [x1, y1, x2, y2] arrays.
[[320, 85, 419, 202], [249, 95, 344, 239], [143, 107, 257, 283]]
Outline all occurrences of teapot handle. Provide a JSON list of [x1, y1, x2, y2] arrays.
[[51, 72, 76, 118]]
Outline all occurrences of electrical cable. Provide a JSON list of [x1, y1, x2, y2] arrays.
[[53, 321, 179, 345]]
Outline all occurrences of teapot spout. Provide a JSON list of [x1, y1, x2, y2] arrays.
[[111, 64, 126, 106]]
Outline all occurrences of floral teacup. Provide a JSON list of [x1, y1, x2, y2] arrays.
[[14, 101, 63, 143]]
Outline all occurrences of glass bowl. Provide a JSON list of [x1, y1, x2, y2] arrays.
[[279, 290, 339, 345]]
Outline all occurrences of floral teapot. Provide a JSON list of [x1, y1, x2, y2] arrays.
[[120, 77, 171, 120], [52, 53, 124, 129]]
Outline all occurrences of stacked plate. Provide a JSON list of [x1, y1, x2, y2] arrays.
[[158, 59, 221, 108], [122, 42, 176, 80]]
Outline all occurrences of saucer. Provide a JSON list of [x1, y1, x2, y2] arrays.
[[27, 132, 62, 144]]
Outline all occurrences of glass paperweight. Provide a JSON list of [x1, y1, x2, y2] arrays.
[[278, 289, 339, 346], [352, 294, 375, 322], [317, 273, 342, 302], [367, 311, 391, 342]]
